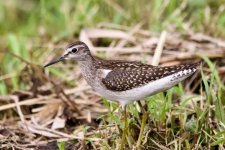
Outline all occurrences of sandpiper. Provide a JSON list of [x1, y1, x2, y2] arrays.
[[44, 41, 200, 149]]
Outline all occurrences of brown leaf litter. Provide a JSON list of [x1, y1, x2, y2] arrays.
[[0, 23, 225, 149]]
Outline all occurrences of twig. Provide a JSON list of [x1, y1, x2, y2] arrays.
[[0, 86, 90, 111], [49, 79, 83, 116], [152, 31, 167, 66], [12, 96, 25, 123], [151, 138, 170, 150]]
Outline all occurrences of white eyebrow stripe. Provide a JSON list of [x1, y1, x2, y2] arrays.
[[67, 45, 85, 51], [73, 45, 85, 49]]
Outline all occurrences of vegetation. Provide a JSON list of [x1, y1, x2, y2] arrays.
[[0, 0, 224, 149]]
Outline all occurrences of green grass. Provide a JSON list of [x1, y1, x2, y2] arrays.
[[57, 141, 65, 150], [96, 57, 225, 149], [0, 0, 224, 149], [1, 0, 225, 94], [87, 54, 225, 149]]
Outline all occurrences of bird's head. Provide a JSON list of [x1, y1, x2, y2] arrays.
[[44, 41, 91, 67]]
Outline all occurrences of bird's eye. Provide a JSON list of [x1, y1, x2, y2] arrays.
[[71, 48, 78, 53]]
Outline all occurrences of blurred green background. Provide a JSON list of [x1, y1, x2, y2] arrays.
[[0, 0, 225, 95]]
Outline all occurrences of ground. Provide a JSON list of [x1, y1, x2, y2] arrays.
[[0, 1, 225, 149]]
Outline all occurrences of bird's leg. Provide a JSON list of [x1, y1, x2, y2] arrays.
[[136, 101, 148, 147], [120, 105, 128, 150]]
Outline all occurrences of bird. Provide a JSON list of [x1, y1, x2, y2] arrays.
[[44, 41, 200, 149]]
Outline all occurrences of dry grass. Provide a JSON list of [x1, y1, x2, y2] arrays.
[[0, 24, 225, 149], [1, 0, 225, 149]]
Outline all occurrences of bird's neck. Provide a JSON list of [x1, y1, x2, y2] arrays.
[[77, 55, 97, 85], [77, 54, 95, 68]]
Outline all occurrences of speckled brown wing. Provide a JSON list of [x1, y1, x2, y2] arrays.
[[102, 62, 200, 91]]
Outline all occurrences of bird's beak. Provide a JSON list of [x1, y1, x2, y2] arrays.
[[44, 56, 65, 68]]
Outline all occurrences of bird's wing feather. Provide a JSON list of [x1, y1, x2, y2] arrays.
[[102, 62, 200, 91]]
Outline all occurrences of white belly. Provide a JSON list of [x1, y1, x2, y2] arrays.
[[93, 70, 195, 107]]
